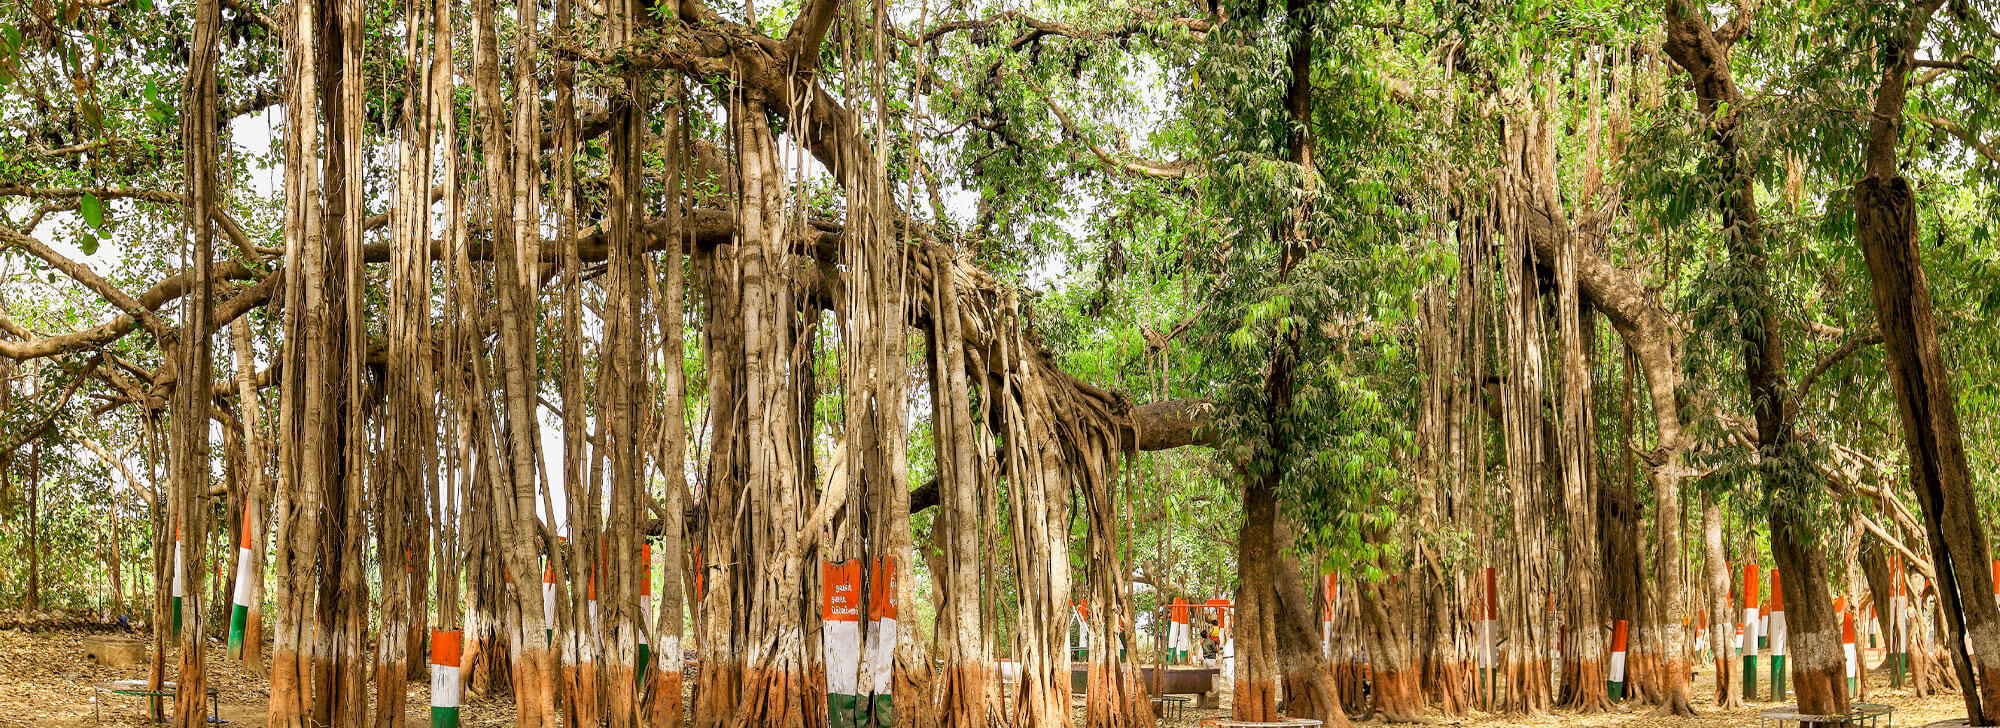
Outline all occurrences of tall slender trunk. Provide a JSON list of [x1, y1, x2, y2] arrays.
[[644, 82, 690, 728], [932, 248, 989, 728], [1850, 1, 2000, 719], [229, 317, 269, 672], [1556, 188, 1609, 714], [1705, 498, 1744, 708], [265, 0, 324, 721], [1660, 4, 1861, 718], [173, 0, 220, 721], [1233, 1, 1315, 719]]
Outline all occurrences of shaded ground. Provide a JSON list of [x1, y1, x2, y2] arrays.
[[0, 625, 1967, 727]]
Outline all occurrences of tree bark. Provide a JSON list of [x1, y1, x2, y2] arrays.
[[1854, 51, 2000, 720]]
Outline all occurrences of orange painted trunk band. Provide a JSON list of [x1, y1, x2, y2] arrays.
[[433, 629, 464, 667]]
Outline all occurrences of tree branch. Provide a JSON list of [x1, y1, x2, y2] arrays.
[[1047, 100, 1202, 180]]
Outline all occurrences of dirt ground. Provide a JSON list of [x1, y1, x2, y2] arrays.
[[0, 625, 1970, 727]]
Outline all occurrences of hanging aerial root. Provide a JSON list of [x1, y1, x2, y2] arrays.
[[1503, 658, 1552, 716], [729, 642, 815, 728], [1651, 656, 1697, 717], [1333, 659, 1369, 716], [1560, 657, 1612, 714], [691, 653, 741, 723], [1009, 654, 1069, 727], [937, 658, 992, 727], [1085, 658, 1157, 728], [1425, 658, 1473, 717], [1628, 650, 1661, 705], [1371, 666, 1430, 724], [601, 657, 637, 725], [564, 655, 602, 727]]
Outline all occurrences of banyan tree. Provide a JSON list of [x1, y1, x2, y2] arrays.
[[11, 0, 2000, 725]]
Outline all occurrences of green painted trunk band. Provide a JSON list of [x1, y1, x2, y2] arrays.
[[1743, 655, 1757, 699], [1771, 655, 1786, 700], [1608, 681, 1624, 701], [171, 598, 183, 641], [636, 643, 651, 686], [431, 705, 460, 728], [828, 692, 861, 728], [869, 693, 893, 727], [227, 604, 249, 658]]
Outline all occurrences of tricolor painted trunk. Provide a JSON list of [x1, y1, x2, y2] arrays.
[[822, 558, 897, 728], [638, 544, 653, 683], [824, 560, 865, 727], [1768, 569, 1786, 700], [227, 513, 256, 660], [432, 629, 463, 728], [1697, 610, 1709, 660], [1759, 599, 1770, 650], [1320, 574, 1336, 662], [1741, 563, 1760, 699], [1171, 597, 1192, 663], [171, 527, 184, 641], [1842, 609, 1858, 694], [1608, 619, 1629, 701], [1481, 566, 1498, 708], [543, 558, 557, 645], [863, 557, 897, 726], [1891, 557, 1906, 687]]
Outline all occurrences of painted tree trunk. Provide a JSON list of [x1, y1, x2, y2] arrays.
[[1555, 213, 1609, 714], [1274, 553, 1349, 728], [1856, 172, 2000, 723], [1232, 473, 1280, 721], [1773, 526, 1851, 721], [1357, 573, 1425, 723], [931, 253, 990, 728], [1851, 2, 1998, 719], [1705, 500, 1743, 709]]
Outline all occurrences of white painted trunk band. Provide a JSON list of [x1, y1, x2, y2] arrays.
[[231, 546, 255, 607], [1742, 608, 1758, 653]]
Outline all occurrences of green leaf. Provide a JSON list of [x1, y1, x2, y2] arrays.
[[0, 24, 21, 52], [79, 232, 99, 256], [80, 193, 104, 229]]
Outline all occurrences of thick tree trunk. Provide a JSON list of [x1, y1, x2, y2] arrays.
[[1556, 211, 1610, 714], [1850, 0, 1996, 719], [1856, 169, 2000, 723], [644, 88, 690, 728], [1273, 539, 1350, 728], [932, 252, 990, 728], [1356, 572, 1425, 723], [1772, 524, 1851, 720], [1233, 473, 1281, 721]]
